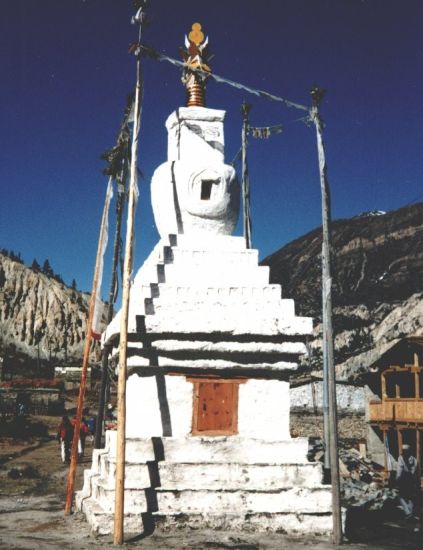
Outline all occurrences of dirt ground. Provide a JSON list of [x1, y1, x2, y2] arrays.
[[0, 413, 422, 549]]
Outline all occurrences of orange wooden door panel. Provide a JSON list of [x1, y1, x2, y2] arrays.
[[191, 379, 239, 435]]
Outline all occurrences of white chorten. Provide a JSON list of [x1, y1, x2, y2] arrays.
[[77, 23, 332, 537]]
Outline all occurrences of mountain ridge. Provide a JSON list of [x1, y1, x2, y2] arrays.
[[262, 202, 423, 379]]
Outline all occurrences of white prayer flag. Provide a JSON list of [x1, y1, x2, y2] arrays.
[[91, 178, 113, 340]]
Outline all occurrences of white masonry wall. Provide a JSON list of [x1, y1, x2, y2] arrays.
[[126, 374, 193, 438], [290, 381, 365, 414], [126, 373, 291, 441], [239, 379, 291, 440], [166, 107, 226, 163]]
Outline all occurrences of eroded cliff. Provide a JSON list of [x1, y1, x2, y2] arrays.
[[0, 254, 91, 363]]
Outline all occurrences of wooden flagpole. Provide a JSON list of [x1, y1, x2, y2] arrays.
[[310, 88, 342, 545], [64, 176, 113, 515], [241, 102, 252, 248], [113, 5, 145, 544]]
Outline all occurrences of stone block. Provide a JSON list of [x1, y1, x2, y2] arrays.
[[104, 433, 310, 465], [96, 461, 324, 491], [155, 487, 332, 515], [161, 263, 270, 286], [165, 107, 226, 164], [153, 512, 332, 535]]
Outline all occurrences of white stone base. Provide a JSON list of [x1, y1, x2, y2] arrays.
[[76, 432, 332, 537]]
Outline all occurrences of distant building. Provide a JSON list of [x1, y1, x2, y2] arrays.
[[54, 366, 92, 390], [0, 380, 64, 416], [364, 336, 423, 471]]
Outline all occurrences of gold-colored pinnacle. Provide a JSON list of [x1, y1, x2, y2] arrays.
[[182, 22, 210, 107], [188, 22, 204, 46]]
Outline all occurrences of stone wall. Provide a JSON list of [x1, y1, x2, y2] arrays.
[[290, 381, 365, 414]]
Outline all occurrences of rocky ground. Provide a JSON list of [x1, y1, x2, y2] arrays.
[[0, 412, 422, 549]]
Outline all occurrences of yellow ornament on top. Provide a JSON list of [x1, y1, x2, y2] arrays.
[[189, 22, 204, 46]]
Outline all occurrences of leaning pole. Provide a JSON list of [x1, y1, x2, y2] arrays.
[[241, 102, 252, 249], [64, 176, 114, 515], [113, 3, 145, 544], [310, 87, 342, 545]]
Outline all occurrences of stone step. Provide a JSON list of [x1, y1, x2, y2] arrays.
[[153, 511, 333, 535], [104, 434, 310, 465], [90, 448, 108, 475], [84, 483, 332, 515], [172, 234, 247, 252], [144, 309, 311, 336], [95, 460, 324, 491], [92, 480, 147, 514], [78, 496, 332, 536], [144, 284, 283, 302], [146, 298, 287, 316], [168, 248, 259, 267], [158, 487, 332, 515], [77, 496, 143, 536], [118, 285, 291, 335], [134, 297, 291, 321], [136, 284, 288, 319], [77, 469, 98, 502], [161, 264, 270, 286]]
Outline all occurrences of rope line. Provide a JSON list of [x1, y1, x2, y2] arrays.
[[140, 44, 309, 112], [230, 147, 242, 167]]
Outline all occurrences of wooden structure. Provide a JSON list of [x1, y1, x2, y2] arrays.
[[190, 378, 245, 435], [368, 350, 423, 474]]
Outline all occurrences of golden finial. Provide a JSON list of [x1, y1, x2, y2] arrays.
[[181, 22, 211, 107], [188, 22, 204, 46]]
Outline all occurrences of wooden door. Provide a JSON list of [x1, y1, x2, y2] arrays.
[[190, 379, 240, 436]]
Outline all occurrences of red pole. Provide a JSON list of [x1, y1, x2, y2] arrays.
[[64, 177, 113, 515]]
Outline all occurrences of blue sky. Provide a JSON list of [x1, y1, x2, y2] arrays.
[[1, 0, 423, 295]]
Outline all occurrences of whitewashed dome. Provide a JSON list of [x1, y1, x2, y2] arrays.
[[151, 107, 240, 237]]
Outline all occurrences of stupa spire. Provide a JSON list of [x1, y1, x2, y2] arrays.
[[180, 22, 211, 107]]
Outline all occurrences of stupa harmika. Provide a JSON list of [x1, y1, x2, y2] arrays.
[[77, 23, 332, 535]]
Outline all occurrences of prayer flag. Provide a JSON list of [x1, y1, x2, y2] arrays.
[[91, 178, 113, 340], [249, 124, 283, 139]]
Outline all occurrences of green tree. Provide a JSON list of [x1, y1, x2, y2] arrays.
[[42, 259, 54, 277], [31, 259, 41, 272], [0, 265, 6, 288]]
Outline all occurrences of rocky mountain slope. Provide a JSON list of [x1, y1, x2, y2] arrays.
[[0, 253, 92, 366], [262, 203, 423, 380]]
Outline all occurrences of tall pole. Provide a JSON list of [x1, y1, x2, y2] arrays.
[[113, 5, 145, 544], [310, 88, 342, 545], [64, 177, 114, 515], [241, 102, 252, 248]]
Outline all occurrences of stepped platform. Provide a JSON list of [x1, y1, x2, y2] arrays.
[[76, 433, 332, 536]]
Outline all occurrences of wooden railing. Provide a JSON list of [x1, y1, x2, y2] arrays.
[[369, 399, 423, 424]]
